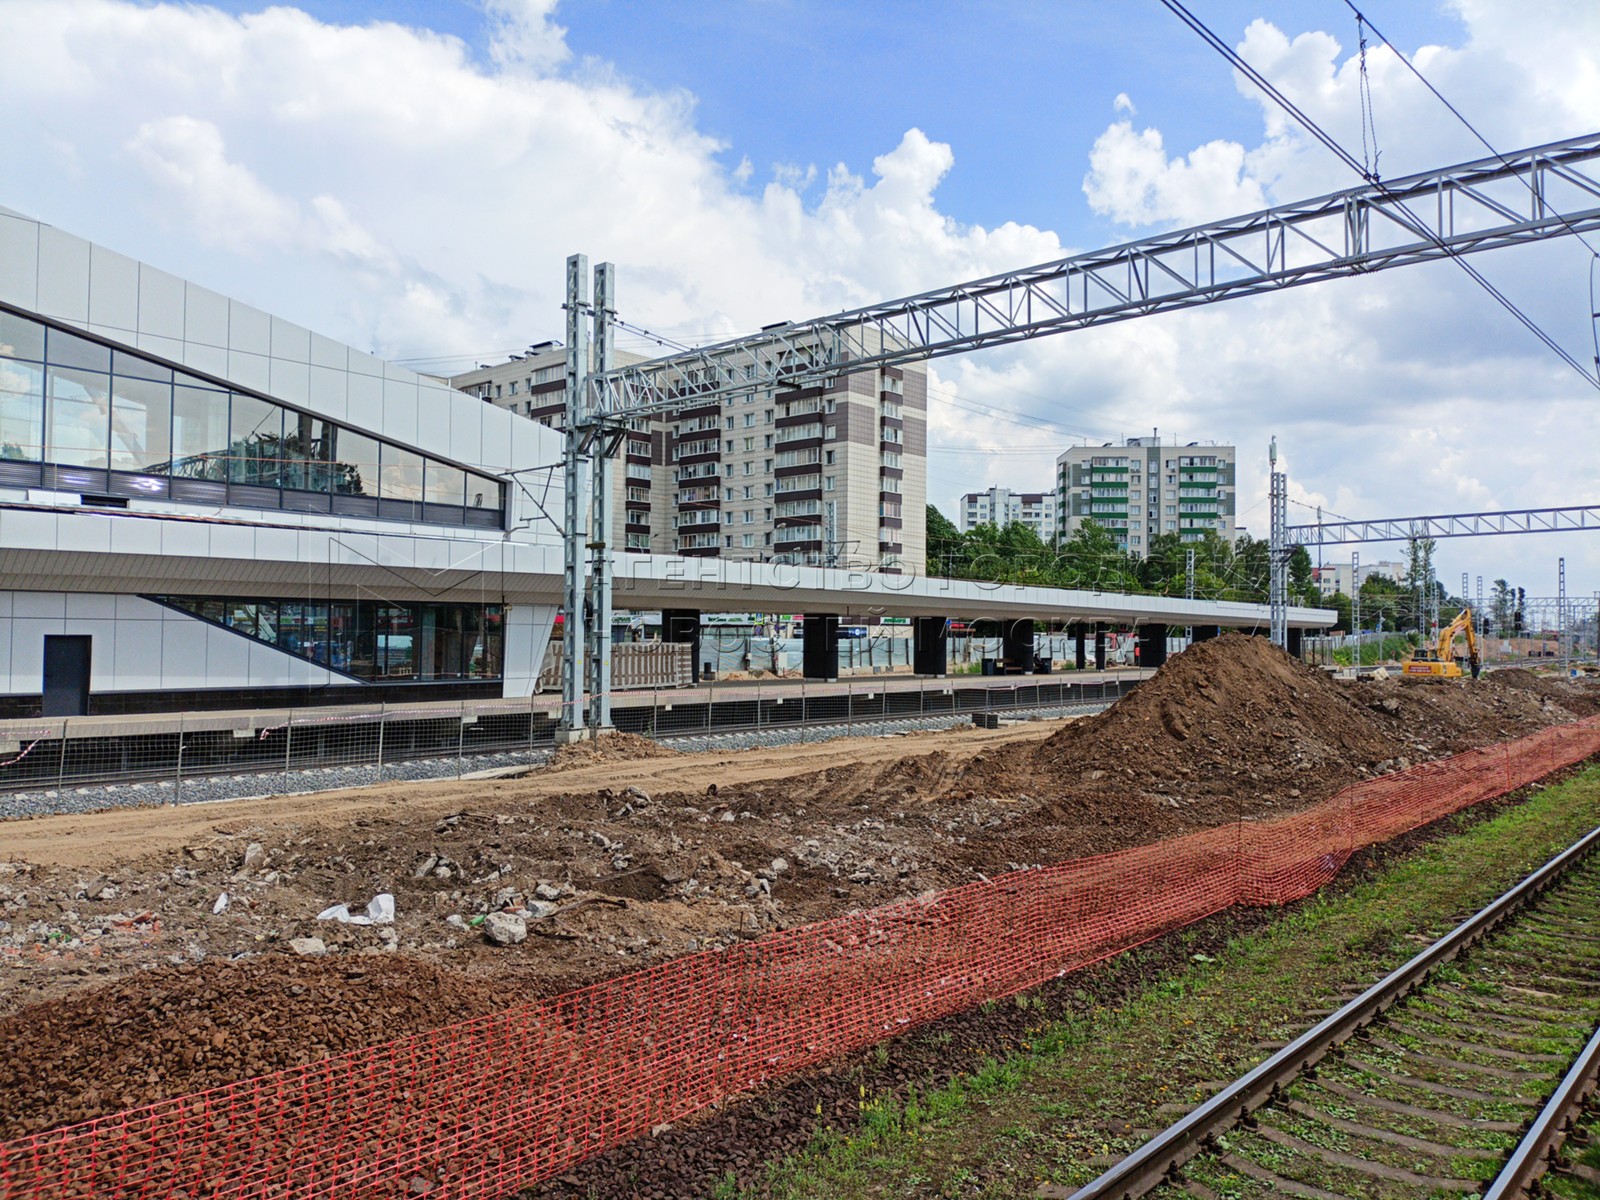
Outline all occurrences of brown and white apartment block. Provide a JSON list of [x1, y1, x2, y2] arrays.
[[450, 344, 927, 574]]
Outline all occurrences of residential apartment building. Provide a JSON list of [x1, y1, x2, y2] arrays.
[[958, 486, 1057, 539], [1311, 559, 1407, 597], [1056, 436, 1237, 556], [451, 346, 928, 574]]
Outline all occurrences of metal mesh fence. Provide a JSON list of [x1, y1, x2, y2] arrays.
[[4, 717, 1597, 1198], [0, 676, 1139, 800]]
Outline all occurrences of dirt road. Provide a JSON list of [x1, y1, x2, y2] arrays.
[[0, 720, 1050, 870]]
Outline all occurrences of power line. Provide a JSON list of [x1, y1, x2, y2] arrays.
[[1156, 0, 1600, 391], [1339, 0, 1600, 376]]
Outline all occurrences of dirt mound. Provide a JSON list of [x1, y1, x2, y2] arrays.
[[544, 731, 682, 771], [995, 634, 1401, 821], [0, 955, 509, 1138], [1489, 667, 1600, 717]]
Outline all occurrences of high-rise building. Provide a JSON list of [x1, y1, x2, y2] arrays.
[[452, 346, 928, 574], [958, 486, 1057, 539], [1056, 436, 1237, 557]]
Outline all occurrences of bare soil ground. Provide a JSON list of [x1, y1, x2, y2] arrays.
[[2, 635, 1596, 1140]]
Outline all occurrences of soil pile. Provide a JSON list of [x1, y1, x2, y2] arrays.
[[982, 634, 1402, 821], [0, 956, 510, 1138], [544, 731, 682, 771], [1489, 667, 1600, 717]]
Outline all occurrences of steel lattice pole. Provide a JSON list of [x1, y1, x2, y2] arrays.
[[559, 254, 591, 740], [587, 262, 616, 732], [1268, 439, 1288, 650]]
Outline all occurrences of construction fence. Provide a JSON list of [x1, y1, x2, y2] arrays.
[[5, 717, 1598, 1199]]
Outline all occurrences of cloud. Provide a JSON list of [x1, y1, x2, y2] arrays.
[[1084, 121, 1267, 226], [0, 0, 1596, 593]]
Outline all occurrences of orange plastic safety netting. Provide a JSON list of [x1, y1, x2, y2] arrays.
[[5, 717, 1598, 1199]]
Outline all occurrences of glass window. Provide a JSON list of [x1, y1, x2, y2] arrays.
[[225, 602, 260, 637], [111, 350, 172, 383], [168, 385, 230, 479], [46, 365, 111, 468], [326, 426, 379, 496], [109, 376, 171, 473], [0, 357, 43, 462], [423, 459, 465, 506], [0, 312, 45, 362], [47, 328, 111, 373], [282, 410, 335, 492], [381, 445, 425, 500], [228, 393, 284, 486], [465, 472, 496, 509]]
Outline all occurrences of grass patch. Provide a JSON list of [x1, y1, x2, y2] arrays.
[[744, 765, 1600, 1199]]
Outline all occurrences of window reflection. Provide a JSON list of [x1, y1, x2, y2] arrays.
[[169, 385, 230, 480], [0, 358, 43, 462], [424, 461, 465, 506], [46, 365, 111, 469], [3, 314, 502, 522], [46, 329, 110, 373], [283, 410, 332, 492], [0, 312, 44, 362], [380, 445, 425, 501], [159, 595, 505, 681], [110, 376, 171, 473], [229, 393, 284, 486], [327, 427, 379, 496]]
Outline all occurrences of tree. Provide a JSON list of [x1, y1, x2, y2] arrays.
[[1058, 520, 1139, 592], [1288, 545, 1319, 607], [926, 505, 964, 578], [1327, 590, 1353, 634], [1490, 578, 1513, 637]]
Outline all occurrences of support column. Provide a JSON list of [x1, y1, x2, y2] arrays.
[[1286, 627, 1304, 659], [1268, 437, 1288, 650], [1074, 626, 1087, 670], [802, 614, 840, 681], [1094, 623, 1108, 671], [913, 616, 948, 677], [662, 609, 702, 684], [1137, 623, 1168, 669], [1001, 618, 1035, 673], [557, 253, 591, 743], [1190, 625, 1221, 644], [585, 260, 616, 731]]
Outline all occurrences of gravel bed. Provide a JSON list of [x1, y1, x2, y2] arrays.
[[0, 703, 1108, 820]]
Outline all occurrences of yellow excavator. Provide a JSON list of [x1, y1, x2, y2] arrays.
[[1402, 607, 1482, 680]]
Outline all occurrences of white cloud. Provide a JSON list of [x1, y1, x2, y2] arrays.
[[1084, 120, 1268, 226]]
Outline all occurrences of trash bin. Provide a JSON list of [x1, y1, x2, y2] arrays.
[[981, 658, 996, 676]]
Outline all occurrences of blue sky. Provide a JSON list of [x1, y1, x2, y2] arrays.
[[215, 0, 1467, 239], [4, 0, 1598, 597]]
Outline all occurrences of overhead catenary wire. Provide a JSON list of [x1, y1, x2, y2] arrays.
[[1340, 0, 1600, 377], [1156, 0, 1600, 391]]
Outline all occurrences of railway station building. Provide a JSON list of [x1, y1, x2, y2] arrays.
[[0, 203, 569, 714]]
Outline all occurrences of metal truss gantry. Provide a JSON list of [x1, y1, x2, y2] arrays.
[[1287, 505, 1600, 546], [558, 132, 1600, 732], [587, 133, 1600, 420]]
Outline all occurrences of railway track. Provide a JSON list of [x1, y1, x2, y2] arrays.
[[1065, 825, 1600, 1200]]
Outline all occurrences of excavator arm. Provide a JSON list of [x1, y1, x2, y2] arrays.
[[1436, 608, 1481, 677]]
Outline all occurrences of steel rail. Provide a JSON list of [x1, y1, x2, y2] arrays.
[[1065, 821, 1600, 1199], [1483, 1022, 1600, 1199]]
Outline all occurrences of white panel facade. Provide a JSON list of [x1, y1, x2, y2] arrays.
[[0, 204, 566, 708], [0, 592, 344, 695]]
